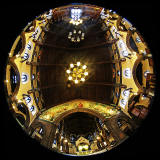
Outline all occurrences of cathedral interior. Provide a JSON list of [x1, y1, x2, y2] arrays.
[[4, 4, 156, 156]]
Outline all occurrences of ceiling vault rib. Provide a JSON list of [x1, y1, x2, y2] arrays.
[[42, 26, 110, 37], [26, 60, 120, 66], [34, 38, 118, 50], [38, 82, 126, 90], [84, 82, 126, 88]]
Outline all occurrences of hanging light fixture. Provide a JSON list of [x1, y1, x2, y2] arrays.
[[66, 62, 88, 84]]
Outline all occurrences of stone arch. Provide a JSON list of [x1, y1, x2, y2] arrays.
[[17, 102, 30, 128], [132, 56, 144, 92], [54, 108, 106, 126]]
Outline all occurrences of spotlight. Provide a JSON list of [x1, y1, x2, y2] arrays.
[[78, 30, 82, 34], [75, 79, 78, 84], [66, 70, 71, 74], [70, 64, 74, 68], [82, 65, 87, 69], [77, 62, 81, 66], [68, 76, 72, 80], [84, 145, 89, 150], [84, 72, 88, 76], [96, 136, 100, 140], [81, 78, 85, 81]]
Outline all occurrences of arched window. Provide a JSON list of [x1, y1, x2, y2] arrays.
[[136, 62, 143, 85], [23, 94, 31, 104], [17, 103, 27, 115], [87, 134, 93, 142], [36, 127, 44, 136], [70, 134, 76, 143], [26, 41, 32, 50], [30, 105, 34, 112], [29, 105, 36, 116], [24, 52, 29, 59], [21, 73, 28, 84], [123, 68, 131, 79], [52, 139, 57, 148], [10, 66, 19, 93], [32, 74, 35, 80], [128, 36, 138, 52]]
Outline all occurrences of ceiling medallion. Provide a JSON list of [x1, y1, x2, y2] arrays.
[[66, 62, 88, 84], [4, 4, 156, 156]]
